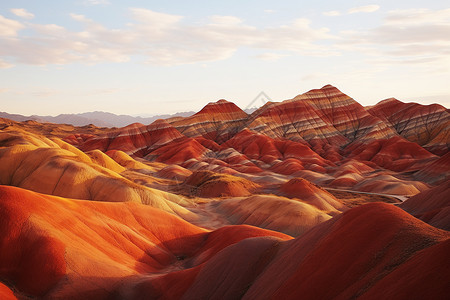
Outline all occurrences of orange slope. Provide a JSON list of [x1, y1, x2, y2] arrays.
[[183, 170, 260, 197], [214, 195, 332, 237], [0, 130, 194, 217], [280, 177, 346, 212], [0, 283, 16, 300], [0, 185, 290, 298]]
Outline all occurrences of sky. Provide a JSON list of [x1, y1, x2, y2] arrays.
[[0, 0, 449, 116]]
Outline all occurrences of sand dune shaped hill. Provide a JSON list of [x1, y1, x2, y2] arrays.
[[0, 185, 290, 299], [280, 178, 346, 212], [213, 194, 333, 237], [183, 170, 260, 198], [0, 130, 195, 219]]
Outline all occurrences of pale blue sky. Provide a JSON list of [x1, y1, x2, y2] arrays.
[[0, 0, 449, 116]]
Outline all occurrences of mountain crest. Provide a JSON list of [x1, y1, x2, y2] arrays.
[[194, 99, 247, 117]]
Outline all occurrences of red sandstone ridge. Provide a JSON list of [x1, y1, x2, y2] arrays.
[[168, 99, 248, 143], [145, 137, 208, 164], [223, 129, 332, 167], [414, 152, 450, 184], [368, 98, 450, 155], [245, 85, 396, 156], [346, 135, 436, 172], [79, 119, 185, 157]]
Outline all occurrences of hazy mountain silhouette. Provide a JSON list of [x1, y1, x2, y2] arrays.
[[0, 110, 195, 127]]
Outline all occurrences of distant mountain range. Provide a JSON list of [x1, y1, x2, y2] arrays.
[[0, 110, 196, 128], [0, 107, 260, 128]]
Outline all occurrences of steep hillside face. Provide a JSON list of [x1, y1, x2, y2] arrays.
[[223, 128, 334, 167], [414, 152, 450, 184], [245, 85, 396, 158], [345, 136, 436, 172], [169, 99, 248, 143], [368, 98, 450, 155]]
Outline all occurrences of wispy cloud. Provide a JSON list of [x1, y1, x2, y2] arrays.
[[10, 8, 34, 19], [0, 59, 13, 69], [0, 8, 335, 67], [83, 0, 110, 6], [339, 8, 450, 67], [323, 11, 341, 17], [348, 5, 380, 14], [129, 8, 183, 29], [384, 8, 450, 24], [5, 6, 446, 71], [324, 5, 379, 17], [0, 15, 24, 36]]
